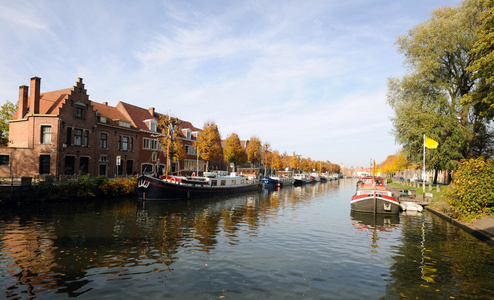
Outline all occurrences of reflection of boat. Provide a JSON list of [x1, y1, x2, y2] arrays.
[[137, 171, 260, 201], [351, 176, 400, 214], [350, 211, 400, 229]]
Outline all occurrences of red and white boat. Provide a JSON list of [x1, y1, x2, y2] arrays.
[[351, 176, 400, 214]]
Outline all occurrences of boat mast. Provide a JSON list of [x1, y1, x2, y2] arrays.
[[165, 114, 171, 180]]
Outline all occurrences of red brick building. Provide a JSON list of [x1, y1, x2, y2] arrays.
[[0, 77, 203, 178]]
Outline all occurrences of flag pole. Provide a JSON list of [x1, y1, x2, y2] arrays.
[[423, 134, 426, 197]]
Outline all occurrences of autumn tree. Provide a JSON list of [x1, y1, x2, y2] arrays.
[[197, 121, 223, 171], [0, 100, 17, 146], [157, 114, 184, 174], [380, 149, 409, 177], [260, 142, 272, 176], [328, 163, 340, 174], [299, 158, 309, 173], [290, 152, 300, 171], [281, 152, 290, 170], [246, 136, 261, 167], [271, 150, 282, 173], [223, 132, 247, 171]]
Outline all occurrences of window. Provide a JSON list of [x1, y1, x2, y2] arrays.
[[39, 155, 50, 174], [126, 160, 133, 175], [119, 121, 130, 128], [143, 138, 150, 149], [76, 107, 83, 118], [99, 155, 107, 162], [122, 136, 129, 151], [64, 156, 75, 175], [150, 120, 157, 132], [100, 133, 108, 149], [80, 157, 89, 175], [74, 129, 82, 146], [151, 152, 158, 162], [66, 127, 72, 146], [211, 180, 217, 186], [185, 145, 190, 154], [221, 180, 226, 186], [41, 126, 51, 144], [84, 130, 89, 147], [0, 155, 9, 166], [119, 136, 133, 151]]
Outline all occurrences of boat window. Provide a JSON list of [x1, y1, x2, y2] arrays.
[[232, 180, 236, 185], [211, 180, 217, 186], [375, 179, 383, 185], [241, 179, 245, 184], [221, 180, 226, 186]]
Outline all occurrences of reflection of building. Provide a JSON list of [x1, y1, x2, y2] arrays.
[[0, 77, 204, 177]]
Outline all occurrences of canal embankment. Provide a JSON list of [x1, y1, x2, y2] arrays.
[[426, 205, 494, 245], [387, 181, 494, 245]]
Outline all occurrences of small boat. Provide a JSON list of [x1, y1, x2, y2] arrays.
[[137, 171, 260, 201], [261, 176, 282, 188], [309, 173, 321, 182], [293, 173, 311, 185], [351, 176, 400, 214]]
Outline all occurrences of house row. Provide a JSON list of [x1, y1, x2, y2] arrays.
[[0, 77, 205, 178]]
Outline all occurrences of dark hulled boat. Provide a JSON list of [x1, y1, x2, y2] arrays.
[[350, 176, 400, 214], [137, 172, 260, 201]]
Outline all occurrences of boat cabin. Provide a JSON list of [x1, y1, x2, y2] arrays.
[[237, 168, 260, 180]]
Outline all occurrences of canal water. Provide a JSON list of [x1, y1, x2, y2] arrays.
[[1, 179, 494, 299]]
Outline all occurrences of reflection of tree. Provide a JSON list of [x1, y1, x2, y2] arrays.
[[383, 213, 494, 299], [1, 182, 341, 298]]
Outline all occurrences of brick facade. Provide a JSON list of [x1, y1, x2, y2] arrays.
[[0, 77, 203, 178]]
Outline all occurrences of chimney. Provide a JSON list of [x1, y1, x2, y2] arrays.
[[149, 107, 155, 116], [102, 102, 108, 106], [18, 85, 29, 118], [29, 77, 41, 114]]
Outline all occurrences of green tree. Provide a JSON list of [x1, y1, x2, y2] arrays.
[[388, 0, 487, 178], [0, 100, 17, 146], [387, 74, 468, 182], [197, 120, 223, 171], [245, 136, 261, 167], [223, 132, 247, 171], [464, 0, 494, 121]]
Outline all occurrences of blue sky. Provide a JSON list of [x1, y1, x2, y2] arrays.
[[0, 0, 458, 169]]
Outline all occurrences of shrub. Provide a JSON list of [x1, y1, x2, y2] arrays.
[[445, 157, 494, 222]]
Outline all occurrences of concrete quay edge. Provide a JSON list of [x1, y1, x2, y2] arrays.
[[426, 207, 494, 246]]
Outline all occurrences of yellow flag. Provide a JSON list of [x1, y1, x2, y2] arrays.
[[425, 136, 439, 149]]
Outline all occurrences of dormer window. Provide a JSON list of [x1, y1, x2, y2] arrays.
[[119, 121, 130, 128], [182, 128, 192, 140], [98, 116, 107, 123], [144, 119, 158, 132]]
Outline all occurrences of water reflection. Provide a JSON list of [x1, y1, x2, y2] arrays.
[[0, 182, 338, 299], [350, 211, 400, 252], [2, 179, 494, 299]]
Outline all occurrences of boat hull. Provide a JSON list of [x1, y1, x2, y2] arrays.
[[137, 175, 260, 201], [261, 176, 282, 187], [351, 194, 400, 214]]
